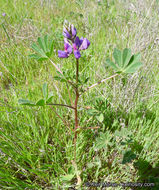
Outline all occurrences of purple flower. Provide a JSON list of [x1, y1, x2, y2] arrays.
[[63, 27, 71, 39], [63, 24, 77, 40], [72, 36, 90, 59], [71, 24, 77, 37], [58, 23, 90, 59], [58, 41, 72, 58], [2, 13, 6, 17]]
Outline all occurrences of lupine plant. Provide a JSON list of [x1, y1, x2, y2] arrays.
[[19, 21, 143, 187]]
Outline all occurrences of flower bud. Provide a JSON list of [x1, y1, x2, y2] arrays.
[[63, 21, 77, 41]]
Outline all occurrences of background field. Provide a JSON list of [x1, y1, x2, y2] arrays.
[[0, 0, 159, 189]]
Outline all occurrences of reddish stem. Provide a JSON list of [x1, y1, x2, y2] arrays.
[[74, 58, 79, 161]]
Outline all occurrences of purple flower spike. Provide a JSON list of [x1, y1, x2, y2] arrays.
[[58, 50, 69, 58], [59, 22, 90, 59]]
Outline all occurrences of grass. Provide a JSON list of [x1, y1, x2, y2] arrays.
[[0, 0, 159, 189]]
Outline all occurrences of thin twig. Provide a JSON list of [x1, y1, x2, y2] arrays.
[[47, 103, 75, 109], [49, 58, 63, 75], [81, 73, 119, 94]]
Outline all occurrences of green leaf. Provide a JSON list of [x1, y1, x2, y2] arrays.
[[31, 43, 47, 58], [124, 52, 142, 73], [96, 113, 104, 122], [127, 53, 141, 67], [37, 37, 45, 52], [53, 76, 66, 82], [46, 91, 53, 104], [87, 109, 99, 116], [106, 48, 143, 74], [44, 35, 48, 52], [48, 39, 54, 57], [29, 35, 53, 61], [84, 77, 89, 84], [124, 62, 142, 73], [94, 132, 113, 151], [113, 48, 122, 67], [122, 150, 136, 164], [18, 99, 35, 106], [36, 99, 45, 106], [105, 59, 119, 70], [122, 48, 131, 67], [29, 54, 41, 60], [60, 174, 75, 182], [87, 157, 101, 168], [54, 71, 67, 82], [42, 83, 48, 100]]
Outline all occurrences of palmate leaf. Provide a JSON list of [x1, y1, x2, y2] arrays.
[[105, 48, 143, 74], [94, 132, 113, 151], [29, 35, 54, 61]]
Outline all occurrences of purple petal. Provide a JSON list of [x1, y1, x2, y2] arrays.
[[2, 13, 6, 17], [58, 50, 69, 58], [64, 38, 69, 43], [74, 36, 80, 48], [64, 43, 72, 54], [71, 24, 77, 37], [73, 43, 78, 51], [80, 37, 84, 46], [79, 38, 90, 50], [74, 50, 81, 59], [63, 27, 71, 39]]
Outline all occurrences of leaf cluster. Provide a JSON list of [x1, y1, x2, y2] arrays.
[[29, 35, 54, 61]]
